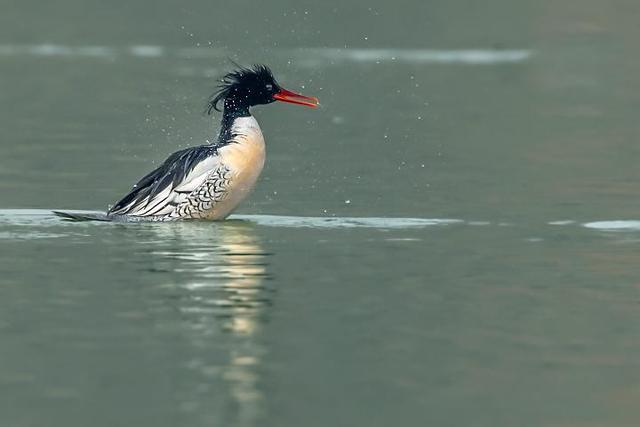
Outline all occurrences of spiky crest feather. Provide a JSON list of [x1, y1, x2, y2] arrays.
[[206, 64, 276, 114]]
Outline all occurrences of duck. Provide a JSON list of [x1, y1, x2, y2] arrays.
[[54, 64, 318, 222]]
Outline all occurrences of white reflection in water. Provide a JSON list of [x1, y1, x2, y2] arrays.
[[583, 220, 640, 231], [148, 223, 270, 426], [0, 44, 533, 65]]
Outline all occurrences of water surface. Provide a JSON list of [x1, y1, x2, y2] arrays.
[[2, 1, 640, 426]]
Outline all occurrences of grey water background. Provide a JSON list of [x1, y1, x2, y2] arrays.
[[2, 0, 640, 426]]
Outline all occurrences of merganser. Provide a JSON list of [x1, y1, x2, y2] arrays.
[[55, 64, 318, 221]]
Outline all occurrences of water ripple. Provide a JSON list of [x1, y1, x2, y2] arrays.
[[0, 210, 465, 230]]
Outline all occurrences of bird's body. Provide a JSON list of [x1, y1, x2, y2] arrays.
[[108, 115, 266, 221], [54, 65, 317, 222]]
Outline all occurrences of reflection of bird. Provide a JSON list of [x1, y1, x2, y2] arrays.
[[148, 221, 270, 335], [55, 65, 318, 222], [144, 221, 270, 423]]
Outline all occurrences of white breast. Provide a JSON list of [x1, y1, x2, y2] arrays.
[[210, 116, 266, 219]]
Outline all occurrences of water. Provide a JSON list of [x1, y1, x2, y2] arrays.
[[2, 1, 640, 426]]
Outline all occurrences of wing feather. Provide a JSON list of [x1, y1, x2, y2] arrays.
[[108, 145, 220, 217]]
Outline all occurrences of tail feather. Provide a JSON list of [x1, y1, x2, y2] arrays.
[[52, 211, 113, 222]]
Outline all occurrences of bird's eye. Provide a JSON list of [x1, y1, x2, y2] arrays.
[[265, 84, 273, 91]]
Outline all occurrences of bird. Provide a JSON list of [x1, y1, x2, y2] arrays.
[[54, 64, 318, 222]]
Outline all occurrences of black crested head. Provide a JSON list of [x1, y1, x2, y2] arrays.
[[206, 64, 280, 115]]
